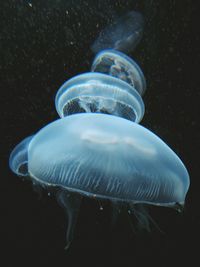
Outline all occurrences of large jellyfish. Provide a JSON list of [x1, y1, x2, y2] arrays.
[[9, 10, 190, 249]]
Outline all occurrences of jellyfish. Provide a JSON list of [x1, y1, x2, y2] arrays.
[[9, 113, 190, 248], [55, 50, 145, 122], [91, 10, 144, 54], [9, 12, 190, 249], [91, 49, 146, 95], [9, 135, 34, 177]]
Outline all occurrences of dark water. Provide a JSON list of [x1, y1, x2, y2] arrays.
[[1, 0, 199, 266]]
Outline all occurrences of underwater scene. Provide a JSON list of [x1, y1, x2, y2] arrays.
[[1, 1, 198, 267]]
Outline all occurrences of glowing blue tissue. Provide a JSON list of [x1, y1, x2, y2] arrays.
[[91, 49, 146, 95], [9, 10, 190, 249], [10, 113, 189, 207], [9, 135, 33, 176], [55, 72, 144, 123]]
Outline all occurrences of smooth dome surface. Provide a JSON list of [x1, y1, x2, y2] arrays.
[[27, 113, 189, 206], [55, 72, 144, 123]]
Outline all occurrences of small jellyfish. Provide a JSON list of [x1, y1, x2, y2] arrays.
[[9, 113, 190, 248], [55, 72, 144, 123], [91, 49, 146, 95], [55, 50, 145, 122], [91, 11, 144, 54]]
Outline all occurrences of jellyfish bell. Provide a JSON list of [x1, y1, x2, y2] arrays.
[[91, 49, 146, 96], [55, 72, 144, 122], [9, 113, 189, 246], [9, 135, 34, 177], [91, 10, 144, 54], [23, 113, 189, 207]]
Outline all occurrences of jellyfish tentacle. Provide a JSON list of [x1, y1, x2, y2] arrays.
[[144, 211, 165, 234], [129, 203, 164, 234], [110, 200, 122, 226], [126, 210, 137, 234], [56, 190, 82, 250], [129, 203, 151, 232], [32, 181, 44, 200]]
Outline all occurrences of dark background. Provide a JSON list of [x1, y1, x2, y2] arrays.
[[1, 0, 199, 266]]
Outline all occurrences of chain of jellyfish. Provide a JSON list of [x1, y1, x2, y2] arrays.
[[9, 11, 190, 249]]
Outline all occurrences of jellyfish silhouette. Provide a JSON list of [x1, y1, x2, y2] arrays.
[[9, 11, 190, 249], [91, 10, 144, 54]]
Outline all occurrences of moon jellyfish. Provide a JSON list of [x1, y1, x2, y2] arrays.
[[55, 71, 144, 122], [10, 113, 189, 206], [91, 49, 146, 95], [9, 135, 33, 176], [55, 50, 146, 122], [91, 11, 144, 54], [9, 12, 190, 249], [9, 112, 189, 247]]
